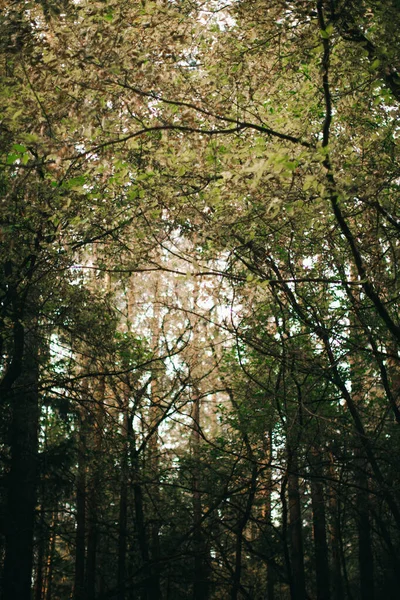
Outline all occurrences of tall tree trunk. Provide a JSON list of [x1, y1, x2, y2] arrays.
[[347, 281, 374, 600], [117, 390, 131, 600], [85, 377, 105, 600], [132, 449, 152, 600], [355, 452, 374, 600], [85, 496, 98, 600], [45, 508, 57, 600], [74, 409, 87, 600], [148, 381, 161, 600], [264, 430, 275, 600], [287, 452, 306, 600], [310, 446, 330, 600], [147, 277, 162, 600], [280, 473, 292, 599], [227, 387, 258, 600], [231, 463, 257, 600], [192, 388, 210, 600], [2, 319, 39, 600], [327, 453, 344, 600], [34, 500, 47, 600], [117, 283, 135, 600]]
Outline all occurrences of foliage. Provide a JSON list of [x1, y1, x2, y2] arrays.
[[1, 1, 400, 599]]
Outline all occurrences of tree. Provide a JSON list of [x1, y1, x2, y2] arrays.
[[2, 1, 400, 598]]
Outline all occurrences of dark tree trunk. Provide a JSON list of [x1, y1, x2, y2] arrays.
[[280, 473, 292, 599], [148, 422, 161, 599], [231, 527, 243, 600], [287, 454, 306, 600], [117, 285, 135, 600], [146, 283, 162, 600], [328, 455, 344, 600], [231, 464, 257, 600], [310, 448, 330, 600], [34, 501, 47, 600], [265, 430, 275, 600], [45, 509, 57, 600], [192, 390, 210, 600], [85, 378, 104, 600], [356, 453, 374, 600], [150, 521, 161, 600], [132, 448, 157, 600], [117, 391, 132, 600], [74, 410, 87, 600], [2, 321, 39, 600], [85, 498, 98, 600]]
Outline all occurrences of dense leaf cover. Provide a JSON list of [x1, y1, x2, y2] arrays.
[[1, 1, 400, 599]]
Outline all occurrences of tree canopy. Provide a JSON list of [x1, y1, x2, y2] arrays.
[[1, 1, 400, 599]]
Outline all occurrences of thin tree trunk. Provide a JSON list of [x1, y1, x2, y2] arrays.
[[280, 461, 291, 598], [228, 386, 259, 600], [35, 407, 52, 600], [85, 486, 98, 600], [148, 383, 161, 600], [117, 280, 134, 600], [74, 409, 87, 600], [45, 508, 57, 600], [2, 320, 39, 600], [85, 377, 105, 600], [347, 277, 374, 600], [132, 451, 152, 600], [231, 463, 257, 600], [117, 394, 131, 600], [310, 447, 330, 600], [147, 277, 162, 600], [355, 452, 374, 600], [287, 452, 306, 600], [327, 453, 344, 600], [34, 499, 47, 600], [192, 389, 210, 600], [265, 430, 275, 600]]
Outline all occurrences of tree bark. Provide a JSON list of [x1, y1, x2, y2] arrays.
[[148, 381, 161, 600], [264, 430, 275, 600], [85, 481, 98, 600], [132, 452, 153, 600], [85, 377, 105, 600], [74, 409, 87, 600], [45, 508, 57, 600], [287, 453, 306, 600], [34, 500, 47, 600], [327, 454, 344, 600], [2, 319, 39, 600], [310, 447, 330, 600], [192, 389, 210, 600], [355, 453, 374, 600], [117, 390, 131, 600], [231, 463, 257, 600]]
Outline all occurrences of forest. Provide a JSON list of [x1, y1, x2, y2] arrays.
[[1, 1, 400, 599]]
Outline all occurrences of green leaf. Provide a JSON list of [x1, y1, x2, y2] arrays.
[[325, 23, 334, 36], [12, 144, 27, 153], [12, 109, 23, 120], [22, 133, 39, 143], [64, 176, 86, 189], [303, 175, 316, 191], [6, 153, 18, 164]]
